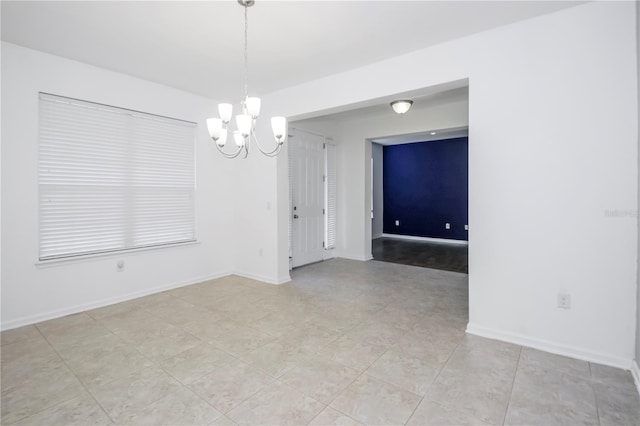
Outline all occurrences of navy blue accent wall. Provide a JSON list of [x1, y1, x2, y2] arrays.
[[383, 137, 468, 241]]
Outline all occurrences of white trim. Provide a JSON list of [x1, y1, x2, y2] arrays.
[[1, 270, 232, 331], [466, 322, 632, 370], [372, 233, 384, 240], [631, 360, 640, 396], [290, 127, 332, 140], [36, 240, 200, 268], [381, 233, 468, 245], [277, 275, 292, 285], [233, 270, 290, 285], [338, 254, 374, 262]]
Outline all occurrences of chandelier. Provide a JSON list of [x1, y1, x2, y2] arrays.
[[207, 0, 286, 159]]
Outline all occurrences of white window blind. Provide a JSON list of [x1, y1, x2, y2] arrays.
[[325, 141, 337, 249], [38, 93, 196, 261]]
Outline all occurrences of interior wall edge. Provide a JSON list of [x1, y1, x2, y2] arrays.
[[634, 0, 640, 375], [631, 360, 640, 397]]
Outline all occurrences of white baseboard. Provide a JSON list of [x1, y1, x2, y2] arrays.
[[338, 253, 374, 262], [631, 360, 640, 396], [1, 270, 233, 331], [233, 270, 290, 285], [466, 322, 632, 370], [381, 233, 468, 245], [277, 275, 292, 284]]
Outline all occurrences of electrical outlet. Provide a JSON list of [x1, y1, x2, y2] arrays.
[[116, 260, 125, 272], [445, 223, 451, 230], [557, 293, 571, 309], [465, 224, 469, 231], [395, 220, 400, 226]]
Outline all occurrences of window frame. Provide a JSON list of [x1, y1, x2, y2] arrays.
[[37, 92, 198, 262]]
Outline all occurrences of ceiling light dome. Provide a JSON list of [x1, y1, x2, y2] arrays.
[[390, 100, 413, 114]]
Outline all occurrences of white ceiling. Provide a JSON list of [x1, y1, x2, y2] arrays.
[[1, 1, 582, 102], [312, 84, 469, 122], [294, 85, 469, 144]]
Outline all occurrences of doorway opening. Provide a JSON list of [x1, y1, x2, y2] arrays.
[[371, 126, 469, 274], [286, 81, 469, 276]]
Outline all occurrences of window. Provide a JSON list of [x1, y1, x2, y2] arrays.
[[38, 93, 196, 261], [325, 141, 337, 249]]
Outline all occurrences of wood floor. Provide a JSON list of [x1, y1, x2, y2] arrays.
[[372, 237, 468, 274]]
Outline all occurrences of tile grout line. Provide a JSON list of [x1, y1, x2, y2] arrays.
[[31, 322, 114, 424], [213, 364, 279, 419], [150, 311, 285, 421], [403, 333, 465, 425], [82, 311, 214, 424], [319, 340, 393, 423], [588, 362, 602, 425], [266, 379, 329, 425], [501, 345, 523, 426], [404, 395, 426, 425], [84, 330, 183, 423], [152, 341, 242, 421]]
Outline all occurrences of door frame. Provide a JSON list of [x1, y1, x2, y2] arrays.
[[288, 127, 337, 269]]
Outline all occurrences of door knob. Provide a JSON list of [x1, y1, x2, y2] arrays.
[[293, 214, 299, 219]]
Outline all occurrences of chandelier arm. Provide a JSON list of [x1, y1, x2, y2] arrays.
[[214, 141, 245, 159], [251, 132, 283, 157]]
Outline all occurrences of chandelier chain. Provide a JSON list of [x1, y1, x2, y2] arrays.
[[243, 4, 249, 101]]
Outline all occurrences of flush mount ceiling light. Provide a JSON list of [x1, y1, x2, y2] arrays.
[[390, 100, 413, 114], [207, 0, 286, 159]]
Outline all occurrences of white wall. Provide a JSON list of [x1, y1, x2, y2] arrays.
[[1, 43, 235, 329], [1, 8, 3, 325], [372, 143, 383, 239], [268, 2, 638, 367], [635, 0, 640, 371], [231, 104, 290, 285], [292, 96, 469, 260]]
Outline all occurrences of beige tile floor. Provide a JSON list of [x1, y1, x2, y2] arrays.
[[2, 259, 639, 425]]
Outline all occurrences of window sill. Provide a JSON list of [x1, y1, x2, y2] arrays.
[[35, 240, 200, 269]]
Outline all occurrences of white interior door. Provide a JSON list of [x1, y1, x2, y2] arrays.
[[290, 130, 325, 268]]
